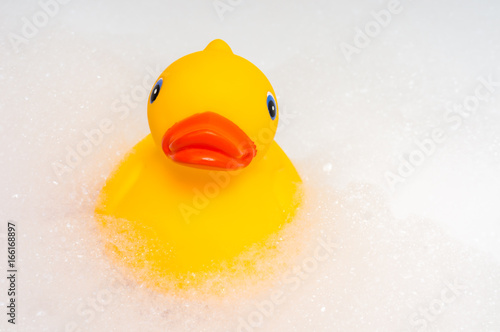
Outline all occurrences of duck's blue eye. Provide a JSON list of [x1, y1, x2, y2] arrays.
[[267, 92, 277, 120], [150, 78, 163, 104]]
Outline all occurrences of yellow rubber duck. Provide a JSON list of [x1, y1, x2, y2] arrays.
[[95, 39, 302, 291]]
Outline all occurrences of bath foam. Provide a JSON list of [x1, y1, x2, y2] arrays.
[[15, 158, 500, 331], [90, 173, 500, 331]]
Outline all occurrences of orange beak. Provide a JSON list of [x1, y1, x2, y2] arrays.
[[162, 112, 256, 170]]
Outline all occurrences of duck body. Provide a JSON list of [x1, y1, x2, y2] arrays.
[[96, 134, 301, 276], [95, 39, 302, 288]]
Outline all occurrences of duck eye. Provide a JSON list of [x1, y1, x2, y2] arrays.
[[150, 78, 163, 104], [267, 92, 277, 120]]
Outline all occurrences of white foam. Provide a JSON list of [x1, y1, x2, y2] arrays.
[[1, 0, 499, 331]]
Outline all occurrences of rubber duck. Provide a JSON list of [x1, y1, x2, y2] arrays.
[[95, 39, 302, 290]]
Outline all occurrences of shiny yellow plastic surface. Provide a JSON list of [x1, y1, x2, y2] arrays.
[[95, 39, 302, 287]]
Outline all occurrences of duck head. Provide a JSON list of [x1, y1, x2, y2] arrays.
[[147, 39, 279, 171]]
